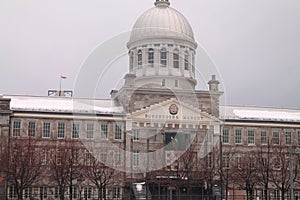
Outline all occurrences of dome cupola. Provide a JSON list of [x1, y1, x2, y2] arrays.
[[126, 0, 198, 90]]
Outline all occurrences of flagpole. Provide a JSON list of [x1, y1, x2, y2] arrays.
[[59, 77, 62, 93]]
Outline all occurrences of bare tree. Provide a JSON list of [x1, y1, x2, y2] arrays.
[[231, 150, 259, 200], [216, 146, 236, 200], [83, 155, 115, 200], [0, 138, 43, 200], [269, 142, 291, 200], [256, 139, 273, 200], [48, 140, 84, 200]]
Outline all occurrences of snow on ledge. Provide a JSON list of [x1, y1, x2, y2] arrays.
[[6, 95, 124, 114], [233, 110, 300, 122]]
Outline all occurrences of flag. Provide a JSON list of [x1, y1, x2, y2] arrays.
[[60, 75, 67, 79]]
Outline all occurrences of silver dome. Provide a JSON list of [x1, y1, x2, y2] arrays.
[[128, 2, 196, 47]]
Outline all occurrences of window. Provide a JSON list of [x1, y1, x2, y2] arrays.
[[72, 123, 80, 139], [72, 149, 79, 165], [84, 187, 92, 199], [273, 131, 280, 145], [24, 187, 33, 199], [285, 131, 291, 145], [9, 186, 17, 198], [184, 51, 189, 70], [85, 150, 93, 166], [39, 186, 47, 198], [162, 79, 165, 87], [56, 149, 62, 165], [100, 124, 108, 139], [42, 122, 51, 138], [248, 130, 255, 145], [148, 48, 154, 67], [206, 153, 212, 168], [160, 48, 167, 67], [138, 50, 142, 68], [222, 129, 229, 143], [133, 130, 139, 141], [175, 80, 179, 88], [71, 186, 78, 199], [54, 187, 59, 198], [113, 187, 121, 198], [28, 122, 35, 137], [235, 154, 241, 168], [130, 52, 134, 71], [13, 120, 21, 136], [273, 157, 281, 170], [100, 151, 107, 163], [114, 150, 121, 166], [57, 122, 65, 138], [261, 131, 267, 144], [173, 50, 179, 68], [86, 124, 94, 139], [222, 153, 230, 168], [235, 129, 242, 144], [41, 150, 47, 165], [115, 124, 122, 140], [133, 150, 139, 166], [274, 189, 280, 200]]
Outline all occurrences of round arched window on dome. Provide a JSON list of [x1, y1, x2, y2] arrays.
[[160, 48, 167, 67], [148, 48, 154, 68], [138, 50, 142, 68], [173, 49, 179, 69], [184, 51, 189, 70], [130, 52, 134, 71]]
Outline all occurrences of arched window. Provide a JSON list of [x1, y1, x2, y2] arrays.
[[130, 52, 134, 71], [138, 50, 142, 68], [173, 49, 179, 69], [184, 51, 189, 70], [160, 48, 167, 67], [148, 48, 154, 67]]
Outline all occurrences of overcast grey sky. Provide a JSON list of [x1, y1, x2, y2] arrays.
[[0, 0, 299, 108]]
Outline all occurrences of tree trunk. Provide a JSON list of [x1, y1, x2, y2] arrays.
[[176, 185, 180, 200], [264, 183, 268, 200], [281, 189, 285, 200], [59, 187, 65, 200]]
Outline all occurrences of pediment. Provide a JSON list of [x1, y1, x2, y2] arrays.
[[128, 98, 220, 124]]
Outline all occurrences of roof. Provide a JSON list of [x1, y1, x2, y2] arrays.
[[2, 95, 300, 122], [4, 95, 124, 115], [220, 105, 300, 123], [128, 1, 195, 47]]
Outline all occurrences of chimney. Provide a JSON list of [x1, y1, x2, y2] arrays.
[[208, 75, 220, 92]]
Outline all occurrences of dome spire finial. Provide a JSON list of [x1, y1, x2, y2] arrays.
[[154, 0, 170, 7]]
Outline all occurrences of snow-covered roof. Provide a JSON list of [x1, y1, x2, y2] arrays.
[[4, 95, 124, 114], [220, 105, 300, 123]]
